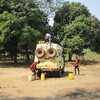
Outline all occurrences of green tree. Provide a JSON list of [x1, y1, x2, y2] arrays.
[[54, 2, 90, 24], [52, 23, 64, 43], [0, 0, 47, 35], [0, 11, 21, 63], [61, 36, 84, 61], [0, 0, 47, 62], [53, 2, 90, 42], [53, 2, 100, 60], [69, 15, 100, 52], [18, 26, 41, 61], [64, 15, 89, 42], [89, 16, 100, 53]]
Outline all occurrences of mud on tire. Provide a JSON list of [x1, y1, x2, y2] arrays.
[[35, 48, 45, 58], [46, 48, 57, 58]]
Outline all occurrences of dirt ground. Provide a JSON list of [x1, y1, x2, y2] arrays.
[[0, 62, 100, 100]]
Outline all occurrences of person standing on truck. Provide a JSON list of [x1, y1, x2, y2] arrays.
[[44, 33, 51, 43], [74, 56, 80, 75], [30, 61, 40, 79]]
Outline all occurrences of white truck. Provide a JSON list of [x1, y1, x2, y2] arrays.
[[34, 42, 65, 77]]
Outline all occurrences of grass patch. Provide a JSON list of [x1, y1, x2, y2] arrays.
[[65, 49, 100, 61], [84, 49, 100, 61]]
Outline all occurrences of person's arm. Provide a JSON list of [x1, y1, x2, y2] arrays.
[[29, 63, 34, 72], [30, 62, 34, 68], [74, 59, 76, 65], [78, 59, 81, 66], [79, 61, 81, 66], [35, 62, 38, 70]]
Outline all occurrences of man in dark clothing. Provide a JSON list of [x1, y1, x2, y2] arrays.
[[74, 57, 80, 75], [30, 61, 40, 79]]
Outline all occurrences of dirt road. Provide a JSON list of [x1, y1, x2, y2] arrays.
[[0, 63, 100, 100]]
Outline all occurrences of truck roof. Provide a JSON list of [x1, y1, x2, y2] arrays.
[[36, 43, 63, 51]]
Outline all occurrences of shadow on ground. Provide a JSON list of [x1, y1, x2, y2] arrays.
[[44, 71, 73, 78], [0, 60, 100, 68], [0, 89, 100, 100], [81, 60, 100, 66], [0, 62, 30, 68]]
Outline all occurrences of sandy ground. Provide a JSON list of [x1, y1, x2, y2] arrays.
[[0, 62, 100, 100]]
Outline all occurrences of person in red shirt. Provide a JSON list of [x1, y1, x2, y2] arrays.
[[30, 61, 40, 79], [74, 56, 80, 75]]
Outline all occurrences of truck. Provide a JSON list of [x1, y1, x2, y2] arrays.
[[34, 42, 65, 77]]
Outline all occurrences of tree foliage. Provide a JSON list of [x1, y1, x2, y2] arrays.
[[53, 2, 90, 43], [0, 0, 47, 62], [0, 11, 21, 62], [0, 0, 46, 33], [54, 2, 90, 24], [53, 1, 100, 60], [61, 35, 84, 61], [89, 16, 100, 53], [18, 25, 41, 61]]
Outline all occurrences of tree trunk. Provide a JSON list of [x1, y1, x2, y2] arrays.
[[10, 53, 14, 60], [26, 48, 30, 62], [68, 53, 73, 61], [14, 53, 17, 63]]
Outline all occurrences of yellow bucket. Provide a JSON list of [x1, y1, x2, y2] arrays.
[[41, 73, 45, 80], [68, 73, 73, 80]]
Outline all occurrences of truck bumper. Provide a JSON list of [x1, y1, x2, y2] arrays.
[[37, 68, 61, 72]]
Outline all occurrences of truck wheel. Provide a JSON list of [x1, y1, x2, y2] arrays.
[[46, 48, 57, 58], [61, 68, 64, 73], [35, 48, 45, 58], [37, 70, 41, 77], [57, 70, 62, 77]]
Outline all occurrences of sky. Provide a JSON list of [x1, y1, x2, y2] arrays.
[[49, 0, 100, 26]]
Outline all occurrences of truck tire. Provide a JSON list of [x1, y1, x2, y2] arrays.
[[37, 70, 41, 77], [35, 48, 45, 58], [57, 70, 62, 77], [46, 48, 57, 58], [61, 67, 64, 73]]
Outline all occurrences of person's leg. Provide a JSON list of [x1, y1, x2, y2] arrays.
[[30, 67, 36, 77], [34, 71, 36, 80], [77, 67, 80, 75], [74, 66, 77, 75], [30, 67, 34, 73]]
